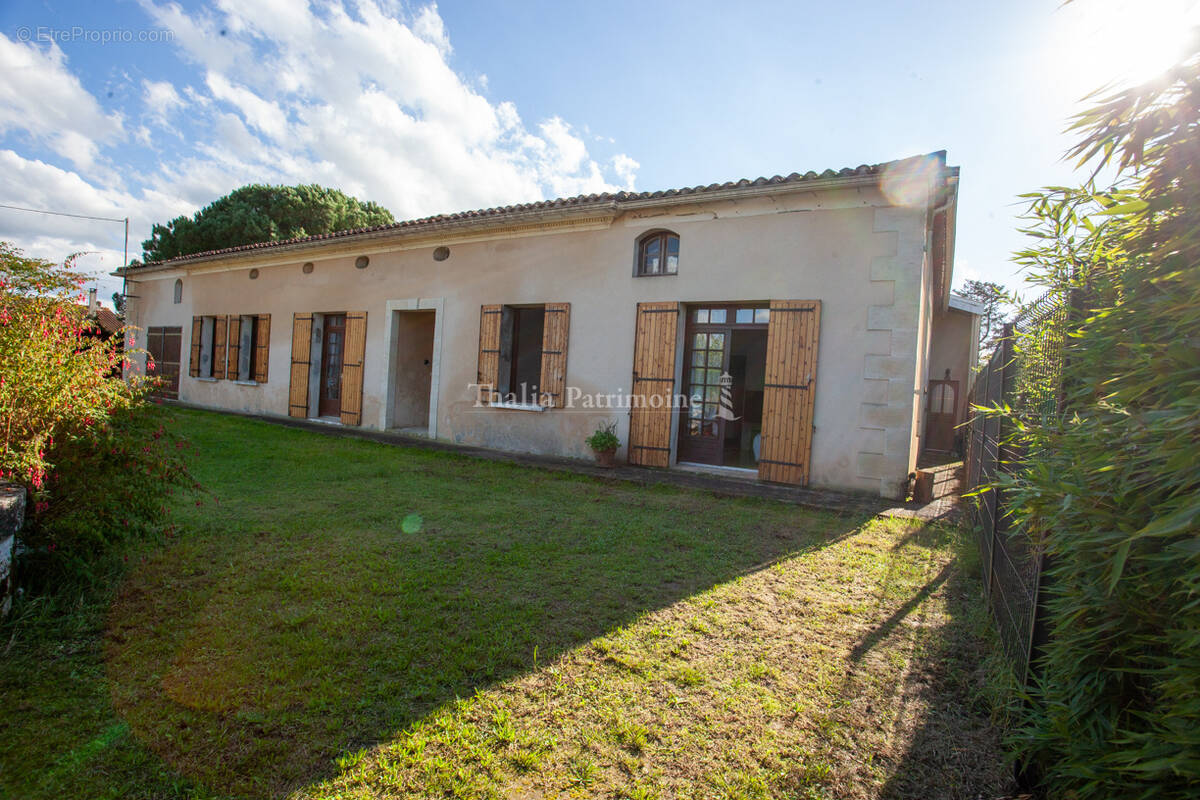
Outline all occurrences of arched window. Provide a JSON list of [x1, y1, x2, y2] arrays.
[[173, 279, 183, 304], [636, 230, 679, 276]]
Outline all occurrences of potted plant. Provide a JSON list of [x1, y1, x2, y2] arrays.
[[585, 421, 620, 468]]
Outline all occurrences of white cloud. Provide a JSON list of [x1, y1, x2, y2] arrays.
[[143, 79, 185, 122], [205, 72, 289, 141], [611, 154, 640, 191], [0, 37, 124, 170], [0, 2, 638, 271], [412, 3, 452, 56]]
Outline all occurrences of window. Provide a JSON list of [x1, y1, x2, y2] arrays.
[[478, 303, 570, 409], [498, 305, 545, 403], [173, 279, 182, 304], [235, 315, 258, 381], [198, 316, 216, 378], [636, 230, 679, 276], [190, 313, 270, 382]]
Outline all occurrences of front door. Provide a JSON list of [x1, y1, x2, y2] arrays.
[[677, 304, 771, 466], [678, 322, 727, 464], [924, 378, 959, 452], [318, 314, 346, 417]]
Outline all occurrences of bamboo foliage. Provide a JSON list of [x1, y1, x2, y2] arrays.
[[984, 40, 1200, 799]]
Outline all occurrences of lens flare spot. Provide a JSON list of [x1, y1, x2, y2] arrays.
[[881, 155, 943, 208], [400, 513, 423, 534]]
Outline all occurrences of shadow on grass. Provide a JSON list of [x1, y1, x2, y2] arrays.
[[860, 526, 1013, 799], [70, 409, 874, 798]]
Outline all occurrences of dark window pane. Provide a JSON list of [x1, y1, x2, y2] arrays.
[[692, 350, 706, 366], [690, 368, 705, 385], [706, 368, 722, 384], [665, 236, 679, 273], [705, 386, 719, 403]]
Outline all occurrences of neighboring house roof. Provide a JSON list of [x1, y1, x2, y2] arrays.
[[949, 293, 986, 315], [84, 306, 123, 336], [117, 151, 959, 276]]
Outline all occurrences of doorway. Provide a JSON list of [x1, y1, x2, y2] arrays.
[[146, 326, 182, 399], [924, 377, 959, 453], [318, 313, 346, 417], [677, 304, 769, 468], [389, 310, 436, 433]]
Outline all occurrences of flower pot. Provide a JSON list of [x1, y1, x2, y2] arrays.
[[593, 447, 617, 468]]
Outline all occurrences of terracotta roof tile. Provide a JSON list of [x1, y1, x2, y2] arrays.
[[125, 153, 946, 271]]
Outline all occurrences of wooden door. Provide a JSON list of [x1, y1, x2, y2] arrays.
[[146, 326, 182, 399], [758, 300, 821, 486], [678, 324, 728, 465], [339, 312, 367, 426], [924, 379, 959, 452], [318, 314, 346, 417], [628, 302, 679, 467], [289, 314, 313, 418]]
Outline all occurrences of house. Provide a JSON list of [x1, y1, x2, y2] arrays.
[[118, 151, 980, 498], [81, 287, 123, 341]]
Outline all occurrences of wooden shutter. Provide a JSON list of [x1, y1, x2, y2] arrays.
[[539, 303, 570, 408], [226, 316, 241, 380], [758, 300, 822, 486], [211, 315, 228, 380], [254, 314, 271, 383], [339, 311, 368, 426], [477, 304, 502, 405], [189, 316, 202, 377], [289, 313, 313, 418], [628, 302, 680, 467]]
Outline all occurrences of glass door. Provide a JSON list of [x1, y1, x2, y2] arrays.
[[318, 314, 346, 417], [677, 304, 771, 467], [678, 319, 728, 465]]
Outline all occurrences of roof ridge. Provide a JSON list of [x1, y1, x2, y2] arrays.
[[126, 152, 948, 270]]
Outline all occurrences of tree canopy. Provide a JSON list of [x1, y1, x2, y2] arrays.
[[141, 184, 394, 263], [957, 278, 1009, 355]]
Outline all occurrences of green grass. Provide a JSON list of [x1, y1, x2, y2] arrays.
[[0, 408, 1010, 799]]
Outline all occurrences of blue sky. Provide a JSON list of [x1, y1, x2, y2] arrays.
[[1, 0, 1197, 307]]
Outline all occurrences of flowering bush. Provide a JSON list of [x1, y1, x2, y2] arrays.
[[0, 242, 193, 584]]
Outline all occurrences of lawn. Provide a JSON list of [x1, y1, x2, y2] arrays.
[[0, 408, 1010, 799]]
